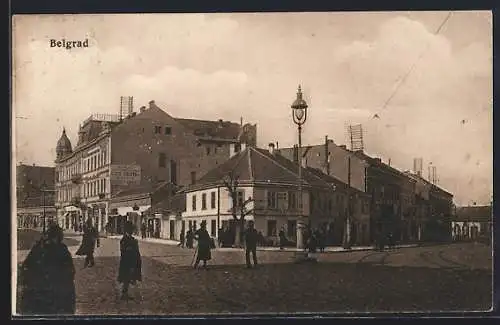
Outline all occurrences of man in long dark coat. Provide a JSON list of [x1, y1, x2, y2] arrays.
[[75, 219, 100, 268], [244, 221, 259, 268], [193, 220, 212, 269], [20, 225, 76, 315], [118, 221, 142, 300], [186, 227, 194, 249]]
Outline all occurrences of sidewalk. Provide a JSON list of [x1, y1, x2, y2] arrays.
[[105, 235, 418, 253], [106, 235, 180, 246]]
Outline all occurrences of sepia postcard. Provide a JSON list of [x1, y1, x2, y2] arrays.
[[11, 11, 493, 317]]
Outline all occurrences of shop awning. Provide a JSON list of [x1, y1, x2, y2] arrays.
[[117, 205, 150, 215], [65, 205, 81, 212]]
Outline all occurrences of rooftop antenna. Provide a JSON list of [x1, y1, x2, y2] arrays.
[[348, 124, 364, 151], [413, 157, 423, 176], [120, 96, 134, 120]]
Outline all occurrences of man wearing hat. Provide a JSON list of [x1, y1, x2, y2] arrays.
[[118, 221, 142, 300], [244, 220, 259, 268], [193, 220, 212, 269], [20, 225, 76, 314]]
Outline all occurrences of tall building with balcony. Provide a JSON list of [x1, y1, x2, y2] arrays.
[[54, 100, 257, 232]]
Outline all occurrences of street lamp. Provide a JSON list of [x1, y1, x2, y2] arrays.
[[291, 85, 308, 250]]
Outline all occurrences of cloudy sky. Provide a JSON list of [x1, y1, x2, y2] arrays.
[[12, 11, 492, 206]]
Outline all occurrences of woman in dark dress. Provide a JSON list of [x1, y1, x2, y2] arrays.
[[118, 221, 142, 300], [193, 220, 212, 269], [75, 219, 100, 268], [20, 225, 76, 315]]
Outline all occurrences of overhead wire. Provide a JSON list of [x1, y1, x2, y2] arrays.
[[376, 11, 454, 116]]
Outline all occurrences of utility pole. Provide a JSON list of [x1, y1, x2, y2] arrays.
[[343, 155, 352, 249]]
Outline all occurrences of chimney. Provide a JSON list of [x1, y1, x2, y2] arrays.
[[268, 142, 275, 154], [293, 145, 299, 164], [139, 106, 146, 113], [148, 100, 156, 109]]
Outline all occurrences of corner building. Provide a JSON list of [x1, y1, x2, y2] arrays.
[[54, 100, 256, 232]]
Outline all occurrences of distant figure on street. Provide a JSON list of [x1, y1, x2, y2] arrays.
[[20, 225, 76, 315], [75, 219, 100, 268], [148, 223, 154, 238], [193, 221, 212, 269], [244, 221, 259, 268], [316, 229, 326, 252], [140, 222, 147, 239], [387, 232, 395, 250], [186, 227, 194, 249], [118, 221, 142, 300], [306, 228, 317, 254], [178, 227, 185, 248], [279, 228, 286, 249]]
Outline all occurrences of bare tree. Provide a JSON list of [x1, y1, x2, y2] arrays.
[[222, 170, 254, 247]]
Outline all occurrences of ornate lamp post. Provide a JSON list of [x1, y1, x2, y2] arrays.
[[291, 85, 308, 250]]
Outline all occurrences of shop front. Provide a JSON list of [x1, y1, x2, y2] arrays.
[[109, 198, 151, 235]]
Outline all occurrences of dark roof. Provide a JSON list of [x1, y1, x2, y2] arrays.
[[175, 118, 242, 140], [193, 147, 331, 190], [455, 206, 492, 222], [305, 167, 367, 195], [151, 192, 186, 214]]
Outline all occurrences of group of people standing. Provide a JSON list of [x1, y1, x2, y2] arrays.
[[177, 220, 260, 269], [19, 219, 143, 315]]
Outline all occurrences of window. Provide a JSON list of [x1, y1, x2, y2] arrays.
[[288, 191, 297, 209], [193, 221, 197, 230], [267, 220, 277, 236], [211, 220, 216, 237], [170, 160, 177, 184], [206, 147, 211, 155], [267, 191, 277, 209], [277, 192, 288, 209], [188, 220, 192, 229], [155, 126, 162, 134], [191, 171, 196, 185], [214, 147, 218, 154], [103, 178, 107, 194], [202, 193, 207, 210], [287, 220, 296, 238], [211, 191, 216, 209], [192, 195, 197, 211], [234, 143, 241, 153], [165, 126, 172, 135]]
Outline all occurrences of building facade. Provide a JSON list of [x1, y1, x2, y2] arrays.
[[16, 164, 56, 229], [54, 100, 257, 232], [452, 205, 492, 242], [172, 146, 369, 246]]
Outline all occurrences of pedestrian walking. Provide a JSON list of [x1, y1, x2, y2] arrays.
[[178, 227, 185, 248], [244, 221, 259, 268], [118, 221, 142, 300], [186, 227, 194, 249], [140, 222, 147, 239], [75, 219, 100, 268], [193, 221, 212, 269], [279, 227, 286, 249], [20, 225, 76, 315]]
